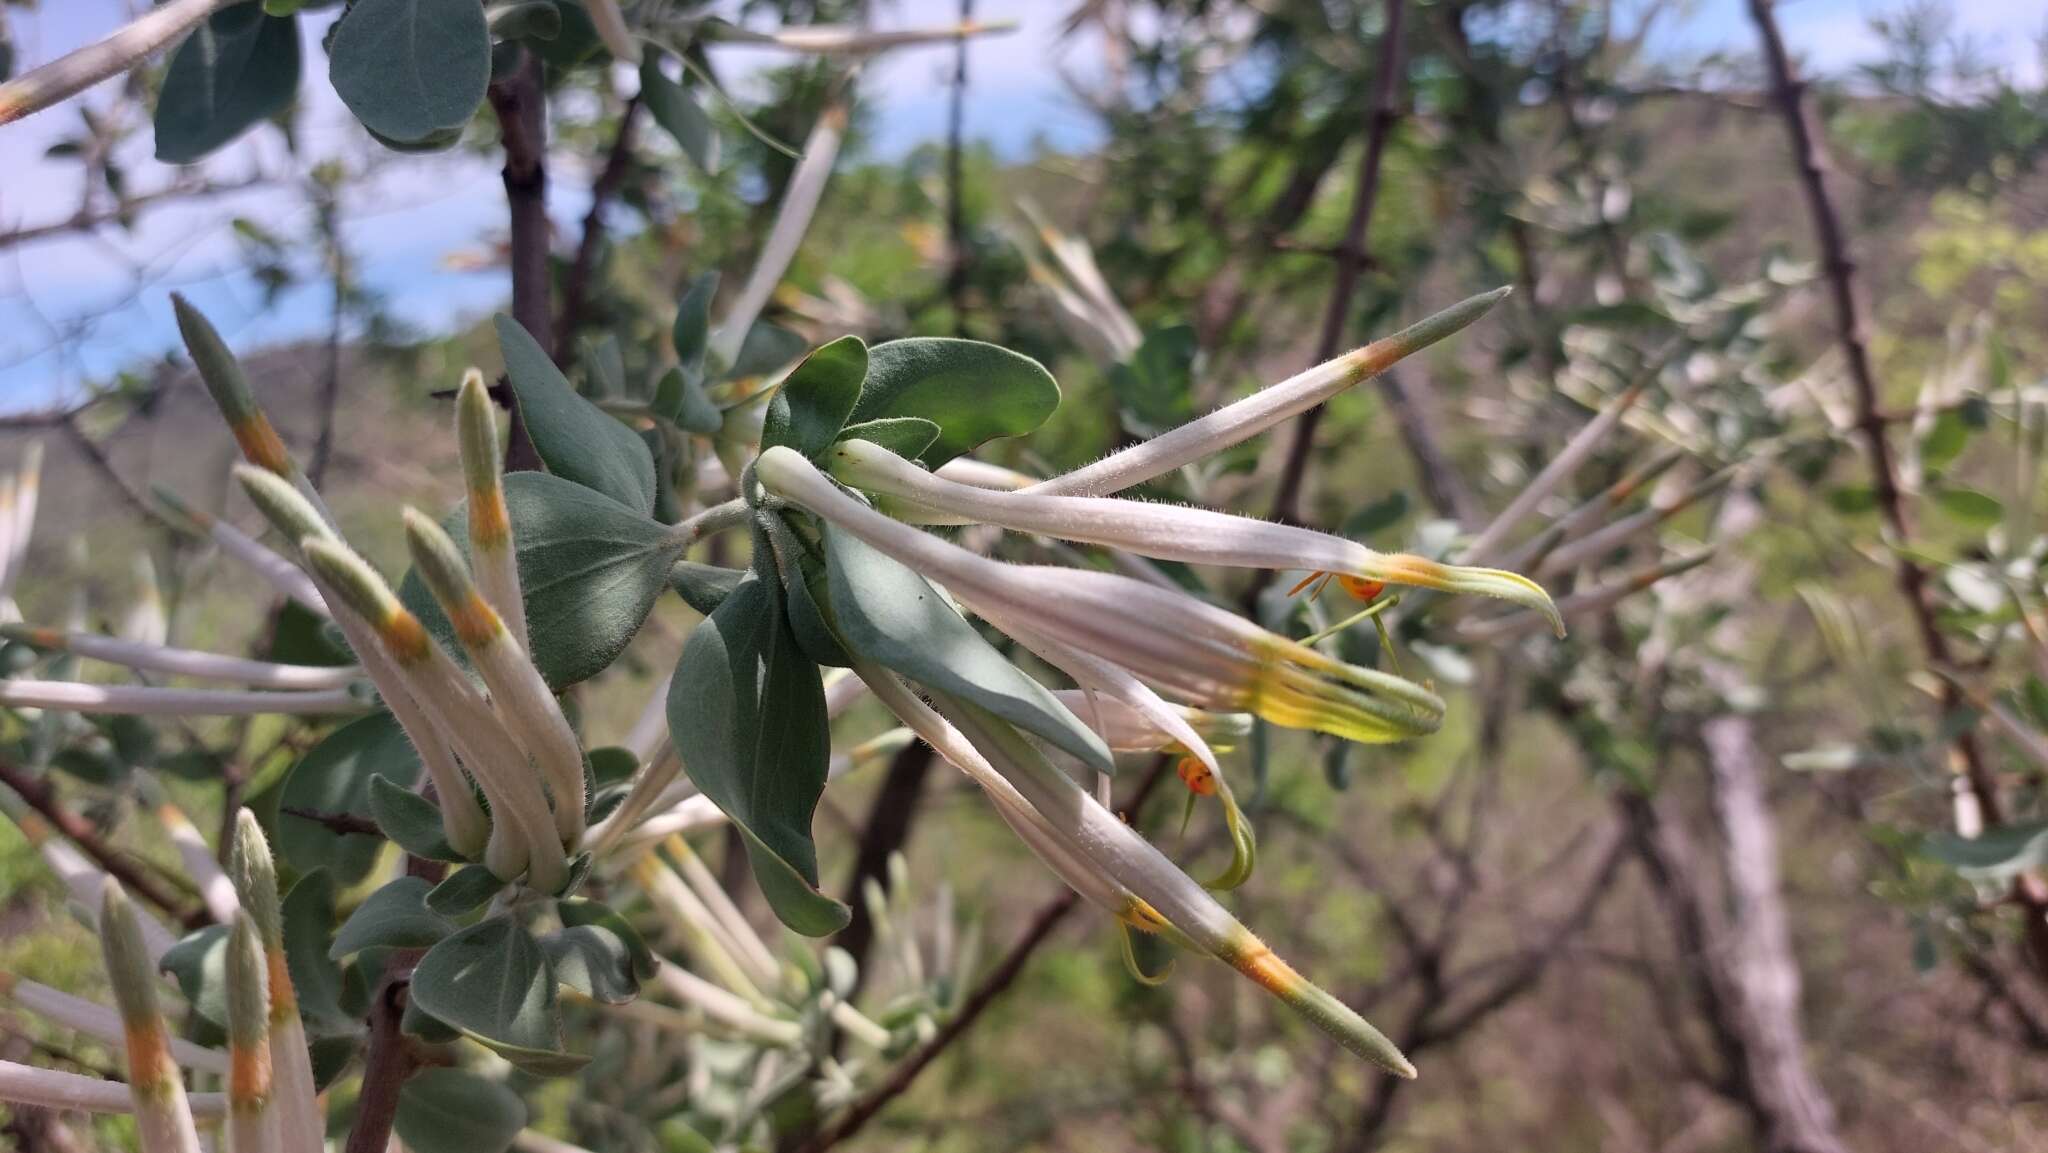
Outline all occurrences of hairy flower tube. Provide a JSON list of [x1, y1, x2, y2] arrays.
[[756, 446, 1446, 745]]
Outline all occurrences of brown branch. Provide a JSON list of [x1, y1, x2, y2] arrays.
[[797, 757, 1176, 1153], [59, 412, 159, 527], [0, 758, 205, 928], [1268, 0, 1406, 527], [0, 176, 274, 252], [1746, 0, 2048, 981], [344, 954, 424, 1153], [487, 46, 551, 473], [554, 92, 644, 363], [280, 805, 382, 838], [309, 190, 346, 490]]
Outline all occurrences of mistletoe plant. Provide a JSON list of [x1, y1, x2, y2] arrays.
[[0, 271, 1565, 1148]]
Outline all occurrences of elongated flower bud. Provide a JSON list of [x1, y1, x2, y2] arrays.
[[229, 813, 323, 1153], [405, 507, 584, 845], [457, 370, 529, 651], [0, 972, 229, 1075], [225, 913, 278, 1153], [155, 484, 330, 615], [300, 539, 562, 890], [175, 295, 291, 479], [829, 437, 1561, 632], [1027, 287, 1509, 498], [100, 880, 204, 1153], [234, 464, 333, 548]]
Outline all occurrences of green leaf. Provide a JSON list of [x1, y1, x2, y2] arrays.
[[496, 314, 658, 513], [846, 339, 1059, 466], [330, 0, 491, 144], [671, 561, 746, 616], [331, 877, 455, 958], [530, 0, 602, 66], [154, 6, 301, 164], [672, 271, 718, 385], [403, 471, 684, 688], [656, 368, 723, 436], [367, 774, 465, 863], [763, 337, 867, 459], [835, 417, 940, 460], [1107, 325, 1195, 434], [394, 1067, 526, 1153], [410, 916, 585, 1074], [1826, 486, 1878, 515], [823, 524, 1112, 773], [282, 869, 349, 1028], [729, 322, 808, 381], [556, 898, 655, 981], [543, 924, 639, 1003], [1920, 409, 1971, 473], [586, 746, 638, 791], [1342, 491, 1410, 539], [281, 713, 422, 886], [1933, 485, 2004, 530], [640, 52, 719, 174], [161, 925, 232, 1028], [667, 575, 849, 936], [427, 866, 507, 917], [486, 0, 561, 42], [1924, 821, 2048, 883]]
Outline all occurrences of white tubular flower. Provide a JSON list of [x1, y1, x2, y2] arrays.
[[0, 973, 229, 1075], [233, 466, 491, 862], [0, 1060, 226, 1118], [1047, 691, 1251, 753], [405, 508, 585, 847], [1023, 288, 1509, 499], [300, 539, 565, 893], [225, 913, 280, 1153], [153, 485, 329, 616], [154, 801, 239, 923], [457, 371, 529, 652], [757, 447, 1444, 745], [0, 680, 367, 716], [1, 625, 360, 690], [897, 672, 1414, 1076], [830, 437, 1560, 631]]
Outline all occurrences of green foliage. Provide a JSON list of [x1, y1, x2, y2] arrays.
[[367, 773, 465, 862], [821, 524, 1112, 773], [280, 713, 422, 886], [394, 1067, 527, 1153], [848, 339, 1061, 466], [763, 336, 868, 459], [331, 876, 455, 956], [329, 0, 492, 145], [667, 570, 847, 936], [409, 916, 587, 1074], [403, 471, 684, 688], [496, 315, 659, 514], [154, 5, 301, 164]]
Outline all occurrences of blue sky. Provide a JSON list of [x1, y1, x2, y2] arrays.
[[0, 0, 2038, 414]]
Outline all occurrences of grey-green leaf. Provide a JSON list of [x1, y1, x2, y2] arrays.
[[155, 6, 301, 164], [847, 338, 1060, 466], [330, 877, 455, 958], [426, 866, 507, 917], [640, 52, 719, 174], [280, 712, 422, 886], [543, 924, 639, 1003], [836, 417, 941, 460], [670, 560, 746, 616], [367, 774, 465, 862], [410, 916, 585, 1074], [282, 869, 349, 1028], [402, 471, 684, 689], [667, 576, 849, 936], [764, 336, 867, 460], [823, 524, 1112, 773], [497, 315, 658, 513], [1925, 820, 2048, 883], [394, 1068, 527, 1153], [330, 0, 491, 144]]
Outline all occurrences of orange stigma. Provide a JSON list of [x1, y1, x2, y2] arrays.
[[1176, 755, 1218, 797]]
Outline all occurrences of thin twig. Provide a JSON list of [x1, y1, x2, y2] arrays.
[[0, 758, 204, 927], [1746, 0, 2048, 980], [1268, 0, 1407, 527], [555, 93, 644, 362]]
